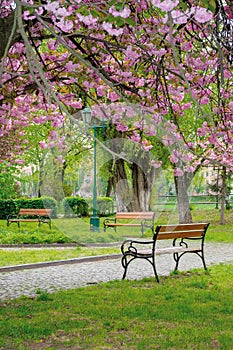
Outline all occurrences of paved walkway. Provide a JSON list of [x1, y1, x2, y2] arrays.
[[0, 242, 232, 301]]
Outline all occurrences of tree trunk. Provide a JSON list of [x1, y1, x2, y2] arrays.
[[112, 158, 132, 212], [130, 161, 156, 211], [174, 173, 193, 224], [105, 129, 157, 212], [38, 158, 44, 198], [220, 166, 226, 225], [105, 176, 113, 197], [109, 156, 156, 212]]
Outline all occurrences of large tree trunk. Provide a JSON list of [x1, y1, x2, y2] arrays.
[[106, 134, 156, 212], [112, 158, 132, 212], [130, 156, 156, 212]]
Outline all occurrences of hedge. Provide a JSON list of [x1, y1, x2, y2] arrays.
[[62, 196, 89, 217], [0, 199, 17, 220], [0, 197, 58, 219]]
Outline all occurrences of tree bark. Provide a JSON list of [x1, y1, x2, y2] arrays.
[[220, 166, 226, 225], [174, 173, 193, 224], [111, 158, 132, 212], [130, 157, 156, 212]]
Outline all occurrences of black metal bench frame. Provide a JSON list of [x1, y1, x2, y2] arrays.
[[103, 212, 155, 236], [121, 222, 210, 282]]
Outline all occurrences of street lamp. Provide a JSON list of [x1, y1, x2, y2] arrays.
[[81, 107, 104, 231]]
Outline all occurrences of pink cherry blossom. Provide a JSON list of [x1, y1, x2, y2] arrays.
[[154, 0, 179, 12], [107, 91, 120, 102], [102, 22, 123, 36], [170, 154, 179, 163], [174, 168, 184, 177], [56, 20, 73, 32], [39, 141, 47, 149], [224, 6, 233, 20], [229, 102, 233, 111], [116, 123, 128, 132], [193, 7, 213, 23], [109, 6, 131, 19], [185, 165, 195, 173], [130, 131, 141, 143], [151, 160, 162, 168]]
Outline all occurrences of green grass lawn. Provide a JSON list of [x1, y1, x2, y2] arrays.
[[0, 264, 232, 349], [0, 246, 121, 268]]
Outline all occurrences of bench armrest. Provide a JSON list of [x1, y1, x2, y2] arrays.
[[121, 239, 154, 255], [103, 218, 116, 224], [7, 214, 19, 220]]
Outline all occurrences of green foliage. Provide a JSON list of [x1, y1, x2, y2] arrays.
[[0, 164, 20, 200], [0, 199, 17, 219], [62, 183, 73, 197], [0, 230, 73, 244], [0, 197, 58, 219], [62, 196, 89, 217]]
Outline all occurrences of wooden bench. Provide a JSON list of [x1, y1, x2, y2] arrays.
[[121, 222, 210, 282], [103, 212, 155, 236], [7, 209, 52, 229]]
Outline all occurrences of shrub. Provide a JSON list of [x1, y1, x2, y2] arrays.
[[63, 196, 89, 217], [0, 199, 17, 219]]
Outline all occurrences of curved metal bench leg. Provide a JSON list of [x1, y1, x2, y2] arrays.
[[152, 256, 160, 283], [121, 255, 129, 280], [173, 252, 180, 270]]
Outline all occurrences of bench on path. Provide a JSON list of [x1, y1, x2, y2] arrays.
[[103, 212, 155, 236], [7, 208, 52, 229], [121, 222, 210, 282]]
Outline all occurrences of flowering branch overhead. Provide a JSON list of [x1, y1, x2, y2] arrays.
[[0, 0, 232, 173]]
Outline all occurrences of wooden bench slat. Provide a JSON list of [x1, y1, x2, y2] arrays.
[[104, 223, 142, 227], [19, 209, 52, 215], [158, 223, 207, 232], [116, 212, 154, 219], [156, 230, 204, 240], [8, 219, 39, 222]]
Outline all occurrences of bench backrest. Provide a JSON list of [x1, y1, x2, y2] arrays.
[[19, 209, 52, 216], [154, 223, 209, 240], [116, 212, 155, 220]]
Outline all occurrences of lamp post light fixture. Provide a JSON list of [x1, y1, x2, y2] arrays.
[[81, 107, 103, 232]]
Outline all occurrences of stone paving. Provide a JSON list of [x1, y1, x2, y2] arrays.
[[0, 242, 232, 301]]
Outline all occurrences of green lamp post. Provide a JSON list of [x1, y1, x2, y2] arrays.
[[82, 107, 101, 231]]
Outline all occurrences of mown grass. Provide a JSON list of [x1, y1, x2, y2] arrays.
[[0, 264, 232, 349], [0, 246, 120, 268]]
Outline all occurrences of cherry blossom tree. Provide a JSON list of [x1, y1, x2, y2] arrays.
[[1, 0, 233, 221]]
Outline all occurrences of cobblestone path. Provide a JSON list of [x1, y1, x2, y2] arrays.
[[0, 242, 232, 301]]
